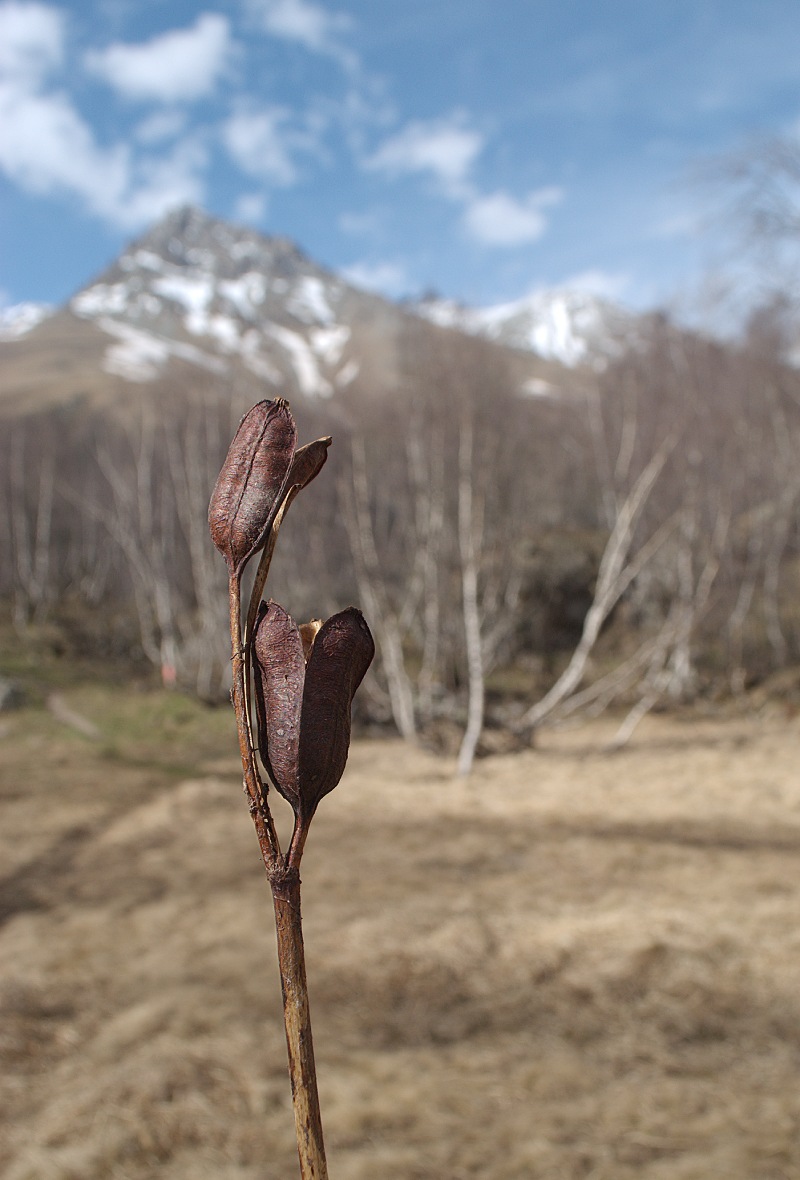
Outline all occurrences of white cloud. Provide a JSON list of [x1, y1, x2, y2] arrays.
[[340, 260, 408, 297], [0, 0, 63, 86], [462, 187, 563, 246], [85, 14, 233, 102], [367, 113, 563, 251], [134, 109, 187, 144], [222, 108, 298, 184], [552, 269, 630, 299], [235, 191, 268, 223], [248, 0, 353, 63], [366, 115, 484, 197], [108, 140, 207, 227], [0, 83, 127, 204], [0, 2, 208, 228], [0, 85, 206, 226], [652, 210, 703, 239], [339, 209, 381, 236]]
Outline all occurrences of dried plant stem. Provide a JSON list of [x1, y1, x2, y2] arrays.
[[228, 571, 329, 1178], [228, 573, 280, 865], [242, 491, 297, 756], [272, 871, 329, 1180]]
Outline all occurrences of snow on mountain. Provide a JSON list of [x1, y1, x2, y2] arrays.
[[6, 207, 632, 413], [0, 302, 54, 340], [415, 288, 636, 368], [68, 206, 358, 394]]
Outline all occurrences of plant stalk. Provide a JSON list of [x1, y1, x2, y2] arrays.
[[228, 572, 280, 867], [271, 870, 329, 1180], [230, 571, 328, 1177]]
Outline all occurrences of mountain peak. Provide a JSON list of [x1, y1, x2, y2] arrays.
[[126, 204, 311, 280], [64, 205, 360, 393], [2, 207, 638, 410]]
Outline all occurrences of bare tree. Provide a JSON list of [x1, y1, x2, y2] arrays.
[[514, 437, 675, 739], [343, 430, 418, 740], [9, 420, 55, 628], [90, 409, 180, 682], [164, 397, 232, 696], [456, 415, 483, 774]]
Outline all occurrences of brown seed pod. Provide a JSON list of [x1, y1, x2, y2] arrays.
[[253, 603, 375, 822], [286, 436, 331, 492], [208, 399, 297, 575], [252, 602, 304, 813], [299, 608, 375, 816]]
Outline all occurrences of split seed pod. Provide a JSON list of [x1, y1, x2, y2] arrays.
[[253, 602, 375, 823], [209, 399, 297, 575], [209, 399, 332, 575], [286, 437, 332, 494]]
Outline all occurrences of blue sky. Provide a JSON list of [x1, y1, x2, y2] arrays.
[[1, 0, 799, 313]]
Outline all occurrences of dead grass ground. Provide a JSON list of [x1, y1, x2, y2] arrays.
[[1, 690, 800, 1179]]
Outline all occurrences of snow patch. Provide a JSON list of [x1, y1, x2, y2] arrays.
[[219, 272, 268, 318], [287, 276, 335, 324], [240, 329, 281, 383], [415, 299, 464, 330], [267, 324, 332, 397], [416, 288, 632, 368], [207, 314, 240, 350], [335, 358, 360, 387], [230, 239, 260, 260], [186, 247, 216, 269], [310, 324, 350, 365], [183, 308, 241, 350], [0, 302, 54, 340], [152, 274, 214, 315], [476, 295, 587, 363], [97, 318, 227, 382], [72, 283, 131, 317], [472, 292, 606, 364], [101, 322, 171, 381], [133, 250, 166, 272]]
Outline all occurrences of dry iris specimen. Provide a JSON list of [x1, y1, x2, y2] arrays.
[[208, 395, 371, 1180], [253, 601, 375, 823], [208, 399, 297, 575]]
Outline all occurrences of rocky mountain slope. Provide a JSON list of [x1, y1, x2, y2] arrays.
[[414, 288, 637, 367], [67, 206, 376, 396], [0, 206, 629, 415]]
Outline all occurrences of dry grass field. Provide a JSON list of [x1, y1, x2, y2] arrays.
[[1, 686, 800, 1179]]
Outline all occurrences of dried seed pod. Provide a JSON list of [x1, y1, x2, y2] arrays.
[[253, 603, 375, 823], [252, 602, 305, 813], [299, 608, 375, 815], [208, 399, 297, 575], [287, 437, 331, 492]]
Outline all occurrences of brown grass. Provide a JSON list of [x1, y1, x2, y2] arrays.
[[2, 692, 800, 1179]]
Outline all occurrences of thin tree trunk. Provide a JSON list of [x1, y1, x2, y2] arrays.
[[457, 420, 485, 777], [763, 485, 798, 665], [31, 447, 55, 623], [346, 435, 417, 740], [515, 442, 674, 736]]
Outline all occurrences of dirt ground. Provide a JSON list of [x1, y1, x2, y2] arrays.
[[1, 689, 800, 1179]]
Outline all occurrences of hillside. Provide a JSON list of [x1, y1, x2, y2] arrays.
[[0, 206, 574, 417], [3, 205, 800, 741]]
